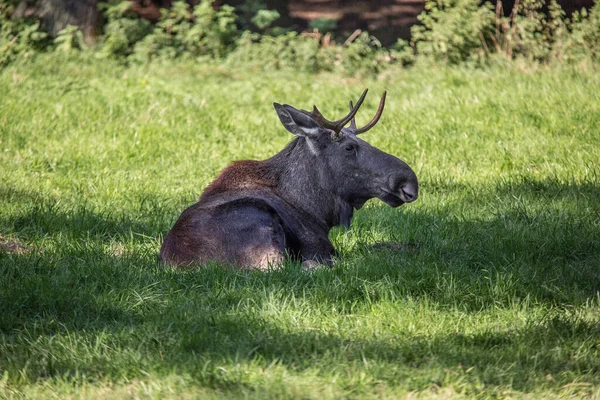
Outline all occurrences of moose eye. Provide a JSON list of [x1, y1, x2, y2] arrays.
[[344, 144, 355, 153]]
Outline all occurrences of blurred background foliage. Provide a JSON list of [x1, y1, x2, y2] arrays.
[[1, 0, 599, 71]]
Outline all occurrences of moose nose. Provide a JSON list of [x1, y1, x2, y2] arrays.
[[399, 181, 418, 203]]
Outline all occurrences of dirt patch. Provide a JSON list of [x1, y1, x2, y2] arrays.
[[0, 235, 30, 255], [111, 242, 126, 258]]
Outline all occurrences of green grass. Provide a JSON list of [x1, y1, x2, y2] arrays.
[[1, 55, 599, 399]]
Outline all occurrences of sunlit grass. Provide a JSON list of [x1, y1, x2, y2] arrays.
[[0, 56, 599, 398]]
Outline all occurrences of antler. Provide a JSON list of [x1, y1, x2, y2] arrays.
[[349, 91, 387, 135], [300, 89, 369, 134]]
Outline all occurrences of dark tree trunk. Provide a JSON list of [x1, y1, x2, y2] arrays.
[[14, 0, 100, 40]]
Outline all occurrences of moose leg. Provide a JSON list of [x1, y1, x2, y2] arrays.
[[298, 237, 336, 269]]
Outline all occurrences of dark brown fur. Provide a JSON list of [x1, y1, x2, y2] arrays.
[[202, 161, 278, 197]]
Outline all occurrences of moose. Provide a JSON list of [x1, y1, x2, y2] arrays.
[[160, 89, 418, 269]]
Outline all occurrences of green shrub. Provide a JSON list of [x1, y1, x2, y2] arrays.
[[388, 38, 417, 66], [341, 31, 383, 72], [227, 31, 321, 72], [0, 1, 49, 66], [491, 0, 599, 64], [251, 9, 280, 31], [100, 0, 153, 59], [506, 0, 568, 62], [560, 3, 600, 63], [131, 0, 237, 62], [54, 25, 86, 53], [228, 29, 411, 75], [411, 0, 600, 66], [411, 0, 495, 64]]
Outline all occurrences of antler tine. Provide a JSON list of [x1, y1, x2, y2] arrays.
[[300, 89, 369, 133], [335, 88, 368, 132], [349, 101, 357, 129], [355, 90, 387, 135], [299, 105, 328, 129]]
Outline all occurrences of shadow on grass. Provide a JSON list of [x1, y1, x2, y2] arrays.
[[2, 176, 599, 315], [1, 175, 598, 310], [0, 185, 168, 243], [2, 244, 598, 394], [350, 176, 600, 306], [1, 177, 599, 392]]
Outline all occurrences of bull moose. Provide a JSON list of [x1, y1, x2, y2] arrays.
[[160, 89, 418, 269]]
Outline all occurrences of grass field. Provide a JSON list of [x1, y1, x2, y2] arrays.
[[1, 55, 599, 399]]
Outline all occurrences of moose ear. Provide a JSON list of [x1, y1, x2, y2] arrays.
[[273, 103, 321, 139]]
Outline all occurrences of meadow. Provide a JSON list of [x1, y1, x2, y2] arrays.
[[0, 56, 599, 398]]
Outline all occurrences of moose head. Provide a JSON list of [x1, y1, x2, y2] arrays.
[[160, 89, 418, 269], [273, 89, 418, 218]]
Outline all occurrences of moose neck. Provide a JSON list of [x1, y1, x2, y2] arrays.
[[267, 138, 353, 230]]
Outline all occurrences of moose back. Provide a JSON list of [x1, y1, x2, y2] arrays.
[[160, 89, 418, 269]]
